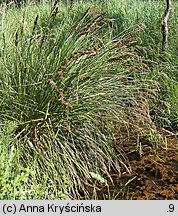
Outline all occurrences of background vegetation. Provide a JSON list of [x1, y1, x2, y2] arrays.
[[0, 0, 177, 199]]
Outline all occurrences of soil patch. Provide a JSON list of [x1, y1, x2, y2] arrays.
[[85, 131, 178, 199]]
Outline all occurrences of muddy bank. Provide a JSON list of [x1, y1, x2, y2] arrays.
[[84, 130, 178, 200]]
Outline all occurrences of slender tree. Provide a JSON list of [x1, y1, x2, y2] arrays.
[[70, 0, 74, 8], [161, 0, 172, 50]]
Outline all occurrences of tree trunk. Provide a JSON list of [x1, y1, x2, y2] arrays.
[[70, 0, 74, 8], [161, 0, 172, 50]]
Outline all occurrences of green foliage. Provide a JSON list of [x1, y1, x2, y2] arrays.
[[0, 1, 155, 199], [0, 122, 68, 199], [90, 172, 107, 185], [0, 122, 33, 199], [0, 0, 177, 200]]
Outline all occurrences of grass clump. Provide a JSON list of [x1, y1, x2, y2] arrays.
[[0, 1, 157, 199], [0, 122, 70, 199], [0, 122, 56, 199], [1, 0, 178, 199], [0, 122, 28, 200]]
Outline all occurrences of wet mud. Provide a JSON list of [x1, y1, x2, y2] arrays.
[[85, 130, 178, 200]]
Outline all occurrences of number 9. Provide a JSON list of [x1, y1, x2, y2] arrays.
[[169, 204, 174, 212]]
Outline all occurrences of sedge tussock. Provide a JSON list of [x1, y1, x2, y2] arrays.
[[0, 4, 160, 199]]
